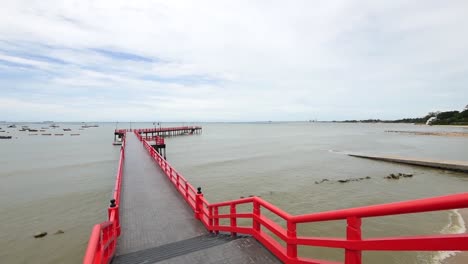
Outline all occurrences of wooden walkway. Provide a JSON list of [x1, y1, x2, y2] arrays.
[[114, 133, 280, 264]]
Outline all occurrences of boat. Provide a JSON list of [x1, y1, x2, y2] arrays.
[[63, 128, 72, 131], [0, 136, 12, 139], [70, 134, 80, 136], [55, 134, 64, 136], [7, 125, 16, 128], [82, 124, 99, 128], [41, 133, 52, 136], [29, 129, 38, 132], [50, 124, 59, 128]]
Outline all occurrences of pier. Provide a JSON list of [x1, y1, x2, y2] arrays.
[[348, 153, 468, 172], [85, 126, 468, 264]]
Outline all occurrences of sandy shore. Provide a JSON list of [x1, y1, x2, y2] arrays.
[[443, 209, 468, 264], [385, 130, 468, 138]]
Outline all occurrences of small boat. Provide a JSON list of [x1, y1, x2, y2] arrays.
[[41, 127, 49, 129], [82, 124, 99, 128], [0, 130, 5, 132], [55, 134, 64, 136], [42, 133, 52, 136], [63, 128, 72, 131], [7, 125, 16, 128], [70, 134, 80, 136], [40, 130, 46, 132], [0, 136, 12, 139], [29, 129, 38, 132], [50, 124, 59, 128]]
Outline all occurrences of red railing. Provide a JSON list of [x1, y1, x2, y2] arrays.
[[116, 126, 201, 134], [83, 133, 125, 264], [141, 135, 165, 145], [135, 130, 468, 264]]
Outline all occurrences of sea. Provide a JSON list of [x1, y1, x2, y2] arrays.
[[0, 122, 467, 264]]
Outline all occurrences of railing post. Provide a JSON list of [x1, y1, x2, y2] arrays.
[[287, 220, 297, 260], [185, 181, 189, 201], [345, 217, 362, 264], [108, 199, 120, 236], [230, 204, 237, 237], [195, 187, 203, 220], [176, 173, 180, 191], [214, 206, 219, 234], [253, 199, 261, 234], [208, 206, 213, 232]]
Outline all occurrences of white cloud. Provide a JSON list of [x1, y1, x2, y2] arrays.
[[1, 0, 468, 121]]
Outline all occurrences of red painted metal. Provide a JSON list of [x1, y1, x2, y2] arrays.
[[115, 126, 201, 134], [83, 133, 126, 264], [133, 128, 468, 264]]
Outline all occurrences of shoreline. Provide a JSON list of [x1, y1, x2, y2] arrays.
[[443, 209, 468, 264], [385, 130, 468, 138]]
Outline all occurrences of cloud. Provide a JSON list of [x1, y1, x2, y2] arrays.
[[0, 0, 467, 121]]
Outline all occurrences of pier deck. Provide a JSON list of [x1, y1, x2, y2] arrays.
[[114, 133, 279, 263]]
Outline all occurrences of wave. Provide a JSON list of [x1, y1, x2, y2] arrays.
[[431, 209, 466, 264]]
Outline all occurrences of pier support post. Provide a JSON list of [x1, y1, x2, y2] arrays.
[[345, 217, 362, 264]]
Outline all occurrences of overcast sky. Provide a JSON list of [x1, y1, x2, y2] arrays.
[[1, 1, 467, 122]]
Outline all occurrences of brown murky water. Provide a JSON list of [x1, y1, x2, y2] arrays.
[[0, 122, 467, 263]]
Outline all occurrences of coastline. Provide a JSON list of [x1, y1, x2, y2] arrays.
[[443, 209, 468, 264], [385, 130, 468, 138]]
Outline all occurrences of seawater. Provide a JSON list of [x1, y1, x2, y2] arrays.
[[0, 122, 467, 263]]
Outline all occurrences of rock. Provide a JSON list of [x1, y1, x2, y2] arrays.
[[240, 196, 244, 199], [402, 173, 413, 177], [54, 230, 64, 235], [338, 179, 349, 183], [322, 179, 329, 182], [365, 176, 371, 179], [34, 232, 47, 238], [248, 195, 254, 197], [315, 181, 319, 184]]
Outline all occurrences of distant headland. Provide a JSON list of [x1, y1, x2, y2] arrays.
[[336, 105, 468, 125]]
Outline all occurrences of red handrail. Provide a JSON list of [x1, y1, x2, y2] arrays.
[[116, 126, 201, 134], [83, 133, 126, 264], [134, 129, 468, 264]]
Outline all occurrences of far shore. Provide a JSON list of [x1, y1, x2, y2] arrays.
[[385, 130, 468, 138]]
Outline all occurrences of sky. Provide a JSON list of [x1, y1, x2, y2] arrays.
[[1, 0, 467, 122]]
